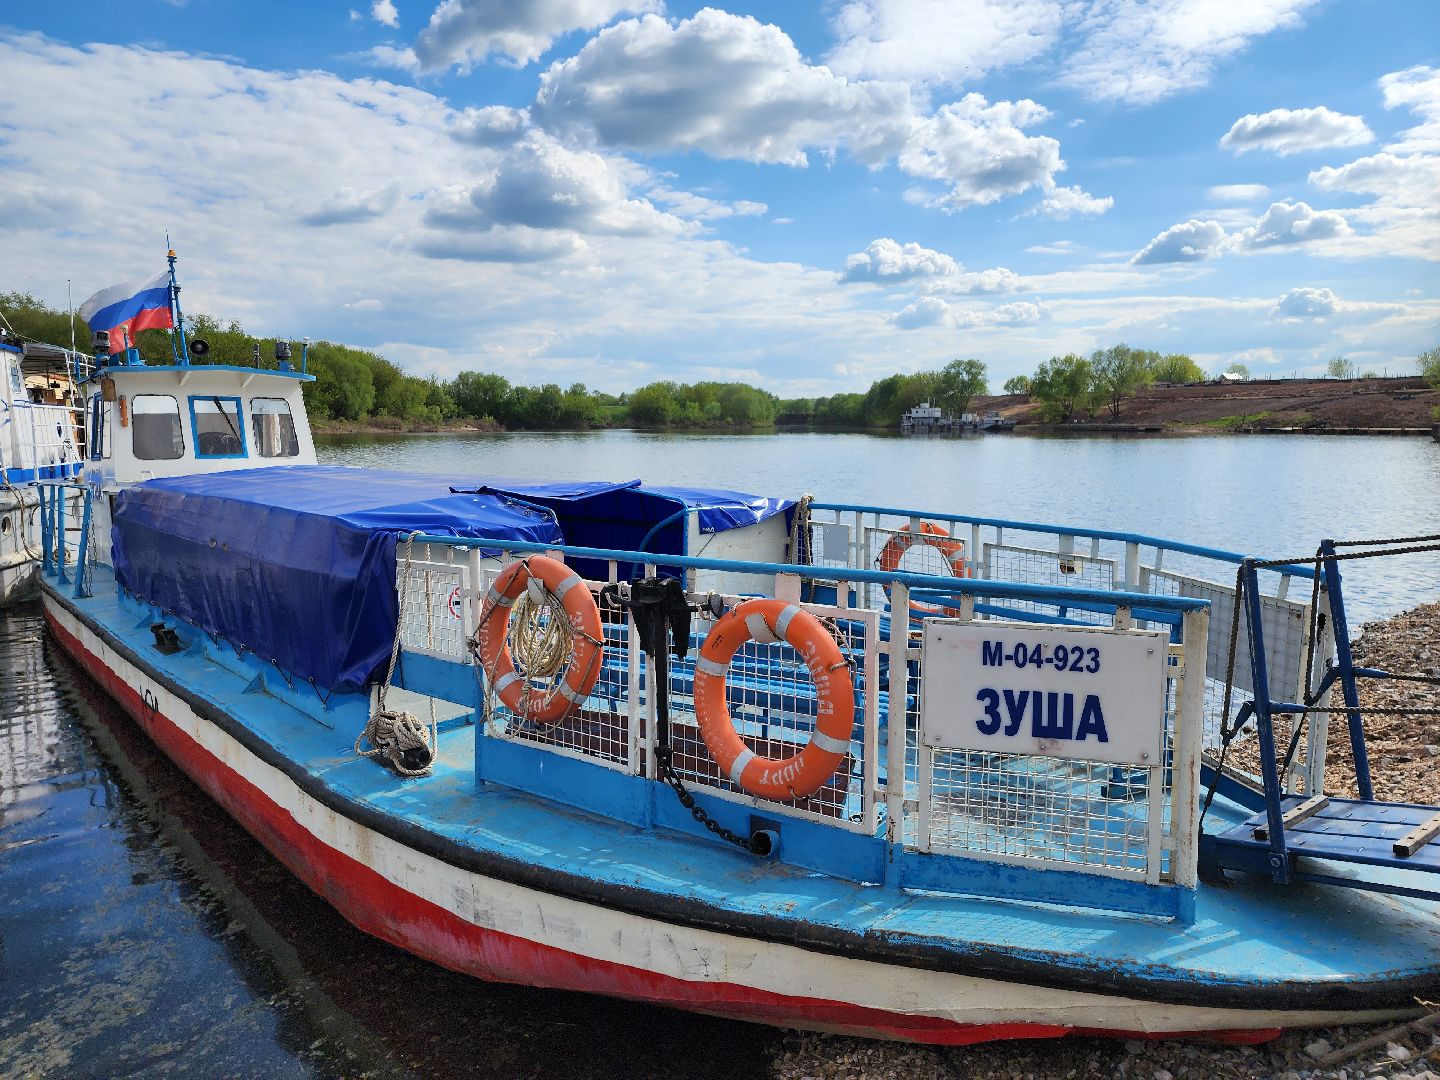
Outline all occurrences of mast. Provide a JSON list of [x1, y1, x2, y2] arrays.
[[166, 236, 190, 365]]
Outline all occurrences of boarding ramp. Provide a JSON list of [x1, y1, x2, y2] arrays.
[[1197, 536, 1440, 902]]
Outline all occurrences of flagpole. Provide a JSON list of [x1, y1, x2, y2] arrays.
[[67, 279, 75, 354], [166, 235, 190, 366]]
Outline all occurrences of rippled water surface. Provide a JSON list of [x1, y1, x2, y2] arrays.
[[0, 601, 773, 1078], [319, 429, 1440, 622]]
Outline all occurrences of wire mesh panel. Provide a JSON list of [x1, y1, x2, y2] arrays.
[[1142, 567, 1309, 757], [397, 544, 471, 661], [657, 600, 879, 833], [477, 562, 637, 772], [912, 617, 1181, 884]]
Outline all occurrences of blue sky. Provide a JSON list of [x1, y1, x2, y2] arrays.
[[2, 1, 1437, 393]]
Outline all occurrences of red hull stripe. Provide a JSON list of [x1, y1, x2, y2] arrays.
[[43, 607, 1281, 1046]]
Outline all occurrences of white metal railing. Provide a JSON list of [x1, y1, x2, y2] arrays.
[[395, 542, 1214, 887], [3, 400, 82, 475], [806, 507, 1316, 771]]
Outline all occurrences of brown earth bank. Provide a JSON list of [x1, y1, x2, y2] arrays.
[[976, 376, 1439, 434]]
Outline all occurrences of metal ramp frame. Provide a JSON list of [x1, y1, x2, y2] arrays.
[[1198, 537, 1440, 903]]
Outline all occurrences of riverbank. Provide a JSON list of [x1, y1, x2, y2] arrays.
[[313, 375, 1439, 437], [977, 375, 1438, 435], [773, 600, 1440, 1080]]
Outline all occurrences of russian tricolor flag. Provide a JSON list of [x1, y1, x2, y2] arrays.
[[78, 271, 174, 353]]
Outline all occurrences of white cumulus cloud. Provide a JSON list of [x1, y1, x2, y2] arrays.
[[534, 10, 914, 167], [1238, 200, 1349, 248], [1132, 219, 1228, 264], [1220, 106, 1372, 156], [1273, 286, 1339, 318], [371, 0, 399, 28], [839, 238, 960, 284], [413, 0, 659, 71], [1035, 184, 1113, 219]]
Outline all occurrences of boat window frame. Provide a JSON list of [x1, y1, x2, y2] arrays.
[[248, 395, 300, 459], [130, 393, 187, 461], [187, 394, 249, 459]]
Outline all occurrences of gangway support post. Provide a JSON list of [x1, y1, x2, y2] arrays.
[[1319, 539, 1373, 800]]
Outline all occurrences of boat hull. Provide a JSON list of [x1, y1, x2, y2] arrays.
[[39, 586, 1418, 1046]]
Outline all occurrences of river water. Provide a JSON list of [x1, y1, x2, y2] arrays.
[[2, 432, 1438, 1076], [319, 429, 1440, 622]]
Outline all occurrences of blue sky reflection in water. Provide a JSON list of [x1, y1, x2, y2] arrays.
[[319, 430, 1440, 621], [0, 602, 774, 1079], [2, 1, 1438, 392]]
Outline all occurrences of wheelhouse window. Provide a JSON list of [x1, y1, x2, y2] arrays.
[[189, 396, 247, 458], [131, 394, 184, 460], [250, 396, 299, 458]]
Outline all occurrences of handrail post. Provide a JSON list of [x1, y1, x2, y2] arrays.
[[1242, 558, 1289, 882], [1319, 539, 1371, 800], [884, 581, 910, 883], [1173, 608, 1208, 890], [72, 487, 93, 599], [54, 484, 70, 585]]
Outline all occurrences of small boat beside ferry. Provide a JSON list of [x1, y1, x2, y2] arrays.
[[34, 258, 1440, 1045]]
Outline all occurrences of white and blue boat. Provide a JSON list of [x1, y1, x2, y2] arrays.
[[0, 336, 85, 604], [33, 279, 1440, 1046]]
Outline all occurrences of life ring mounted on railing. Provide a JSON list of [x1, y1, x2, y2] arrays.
[[693, 598, 856, 802], [473, 555, 604, 725], [876, 521, 969, 614]]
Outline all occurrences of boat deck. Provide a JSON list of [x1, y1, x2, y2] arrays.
[[51, 565, 1440, 1011]]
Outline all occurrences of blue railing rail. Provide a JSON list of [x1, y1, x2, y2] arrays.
[[407, 532, 1212, 615], [810, 501, 1318, 580]]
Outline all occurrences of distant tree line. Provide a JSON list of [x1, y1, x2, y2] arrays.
[[1008, 346, 1207, 422], [5, 291, 1433, 428], [0, 291, 993, 431]]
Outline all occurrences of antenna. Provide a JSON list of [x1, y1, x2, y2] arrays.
[[166, 235, 191, 366]]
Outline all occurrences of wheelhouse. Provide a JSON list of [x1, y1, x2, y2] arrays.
[[81, 364, 316, 487]]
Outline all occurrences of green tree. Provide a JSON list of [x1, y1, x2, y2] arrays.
[[304, 344, 376, 420], [376, 375, 431, 419], [629, 382, 680, 426], [1090, 344, 1154, 420], [1150, 353, 1205, 384], [1030, 354, 1095, 422], [934, 358, 988, 416], [449, 371, 510, 421], [1002, 375, 1032, 396], [1224, 362, 1250, 379], [1326, 355, 1356, 379], [1415, 346, 1439, 387]]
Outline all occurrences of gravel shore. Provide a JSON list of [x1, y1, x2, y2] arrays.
[[770, 602, 1440, 1080]]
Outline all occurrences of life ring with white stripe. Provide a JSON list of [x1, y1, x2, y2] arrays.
[[876, 521, 969, 615], [475, 555, 603, 725], [693, 598, 855, 801]]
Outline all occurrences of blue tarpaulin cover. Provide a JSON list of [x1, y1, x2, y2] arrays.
[[112, 466, 563, 692], [458, 479, 793, 580]]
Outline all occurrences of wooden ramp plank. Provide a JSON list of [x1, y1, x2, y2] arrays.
[[1394, 810, 1440, 859]]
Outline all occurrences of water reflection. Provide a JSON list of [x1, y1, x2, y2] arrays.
[[0, 602, 774, 1078]]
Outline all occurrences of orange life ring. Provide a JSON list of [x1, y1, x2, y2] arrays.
[[876, 522, 969, 615], [475, 555, 603, 725], [693, 598, 856, 801], [876, 520, 968, 576]]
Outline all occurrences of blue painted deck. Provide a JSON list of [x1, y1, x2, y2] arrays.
[[53, 564, 1440, 1006]]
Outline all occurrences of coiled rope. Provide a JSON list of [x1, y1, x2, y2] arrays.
[[355, 534, 437, 777]]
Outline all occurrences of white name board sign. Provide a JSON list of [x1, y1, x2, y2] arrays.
[[919, 621, 1169, 766]]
